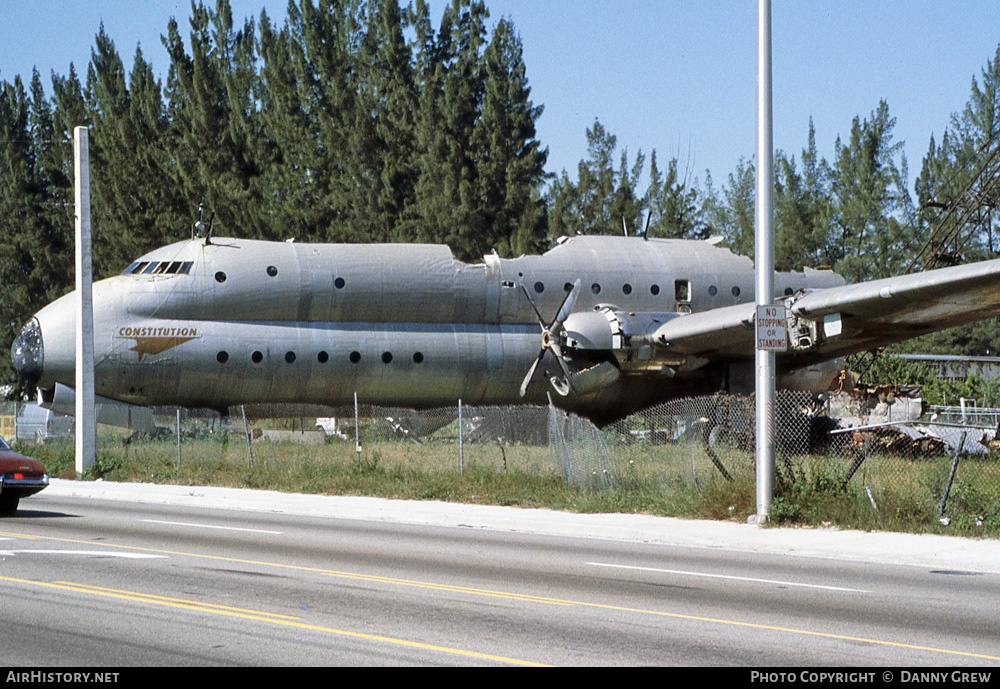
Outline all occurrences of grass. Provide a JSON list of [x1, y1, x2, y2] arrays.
[[17, 424, 1000, 538]]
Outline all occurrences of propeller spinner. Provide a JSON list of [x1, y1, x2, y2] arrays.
[[519, 278, 581, 397]]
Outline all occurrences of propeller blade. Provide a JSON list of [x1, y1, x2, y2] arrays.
[[519, 278, 581, 398], [519, 349, 545, 397], [552, 279, 581, 331], [549, 375, 572, 397], [549, 342, 577, 395], [518, 280, 546, 328]]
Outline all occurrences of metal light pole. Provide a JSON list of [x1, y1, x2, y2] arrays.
[[753, 0, 776, 523], [74, 126, 96, 474]]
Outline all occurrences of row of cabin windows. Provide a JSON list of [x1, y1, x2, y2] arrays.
[[529, 281, 797, 300], [214, 269, 350, 286], [526, 279, 747, 302], [126, 263, 351, 289], [216, 350, 425, 365]]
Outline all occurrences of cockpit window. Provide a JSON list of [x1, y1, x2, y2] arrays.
[[123, 261, 192, 276]]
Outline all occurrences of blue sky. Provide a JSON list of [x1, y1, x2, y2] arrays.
[[1, 1, 998, 193]]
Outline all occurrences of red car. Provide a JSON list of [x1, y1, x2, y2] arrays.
[[0, 435, 49, 515]]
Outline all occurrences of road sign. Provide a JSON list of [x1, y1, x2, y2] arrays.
[[756, 304, 787, 351]]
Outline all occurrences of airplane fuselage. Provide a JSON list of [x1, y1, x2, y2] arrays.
[[14, 235, 845, 423]]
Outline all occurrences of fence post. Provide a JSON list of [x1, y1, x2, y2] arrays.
[[176, 408, 181, 468], [458, 399, 464, 475], [241, 404, 254, 468], [354, 392, 361, 467], [938, 431, 966, 518]]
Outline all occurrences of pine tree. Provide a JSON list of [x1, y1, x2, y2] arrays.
[[257, 5, 323, 240], [703, 156, 754, 258], [162, 1, 263, 239], [903, 44, 1000, 355], [293, 0, 370, 242], [0, 74, 73, 393], [85, 28, 186, 274], [915, 44, 1000, 264], [547, 120, 643, 238], [471, 17, 547, 256], [645, 151, 703, 238], [359, 0, 419, 243], [412, 0, 489, 259], [829, 100, 914, 281], [773, 120, 835, 270]]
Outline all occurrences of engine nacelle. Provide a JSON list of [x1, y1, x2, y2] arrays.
[[563, 308, 686, 371]]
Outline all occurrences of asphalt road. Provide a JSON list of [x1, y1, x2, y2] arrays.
[[1, 480, 999, 666]]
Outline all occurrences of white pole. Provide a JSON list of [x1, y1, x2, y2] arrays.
[[354, 392, 361, 466], [74, 127, 96, 474], [458, 399, 464, 475], [753, 0, 775, 523]]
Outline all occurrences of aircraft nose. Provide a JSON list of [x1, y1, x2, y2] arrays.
[[11, 317, 43, 385]]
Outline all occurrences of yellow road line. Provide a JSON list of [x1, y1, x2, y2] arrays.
[[0, 530, 42, 540], [3, 528, 999, 662], [0, 575, 548, 667], [53, 581, 301, 620]]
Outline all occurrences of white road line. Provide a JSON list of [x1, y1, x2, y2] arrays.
[[588, 562, 871, 593], [142, 519, 281, 534], [0, 550, 165, 559]]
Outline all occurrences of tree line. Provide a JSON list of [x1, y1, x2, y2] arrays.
[[1, 0, 998, 393]]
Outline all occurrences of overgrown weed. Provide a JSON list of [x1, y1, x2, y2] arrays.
[[13, 431, 1000, 537]]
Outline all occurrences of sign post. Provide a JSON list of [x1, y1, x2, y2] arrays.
[[753, 0, 775, 524]]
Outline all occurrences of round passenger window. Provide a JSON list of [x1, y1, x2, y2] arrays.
[[266, 265, 278, 277], [215, 271, 227, 283]]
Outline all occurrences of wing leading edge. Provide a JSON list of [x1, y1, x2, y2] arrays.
[[648, 258, 1000, 366]]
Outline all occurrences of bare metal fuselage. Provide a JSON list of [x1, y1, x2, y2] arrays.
[[21, 235, 844, 423]]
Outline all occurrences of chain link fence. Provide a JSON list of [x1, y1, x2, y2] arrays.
[[7, 390, 999, 527], [599, 391, 1000, 527]]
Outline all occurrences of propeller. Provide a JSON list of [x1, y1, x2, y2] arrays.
[[519, 278, 581, 397]]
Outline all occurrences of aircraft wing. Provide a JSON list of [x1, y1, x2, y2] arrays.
[[649, 258, 1000, 364], [648, 302, 757, 361]]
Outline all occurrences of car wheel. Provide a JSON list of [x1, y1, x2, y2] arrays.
[[0, 494, 19, 516]]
